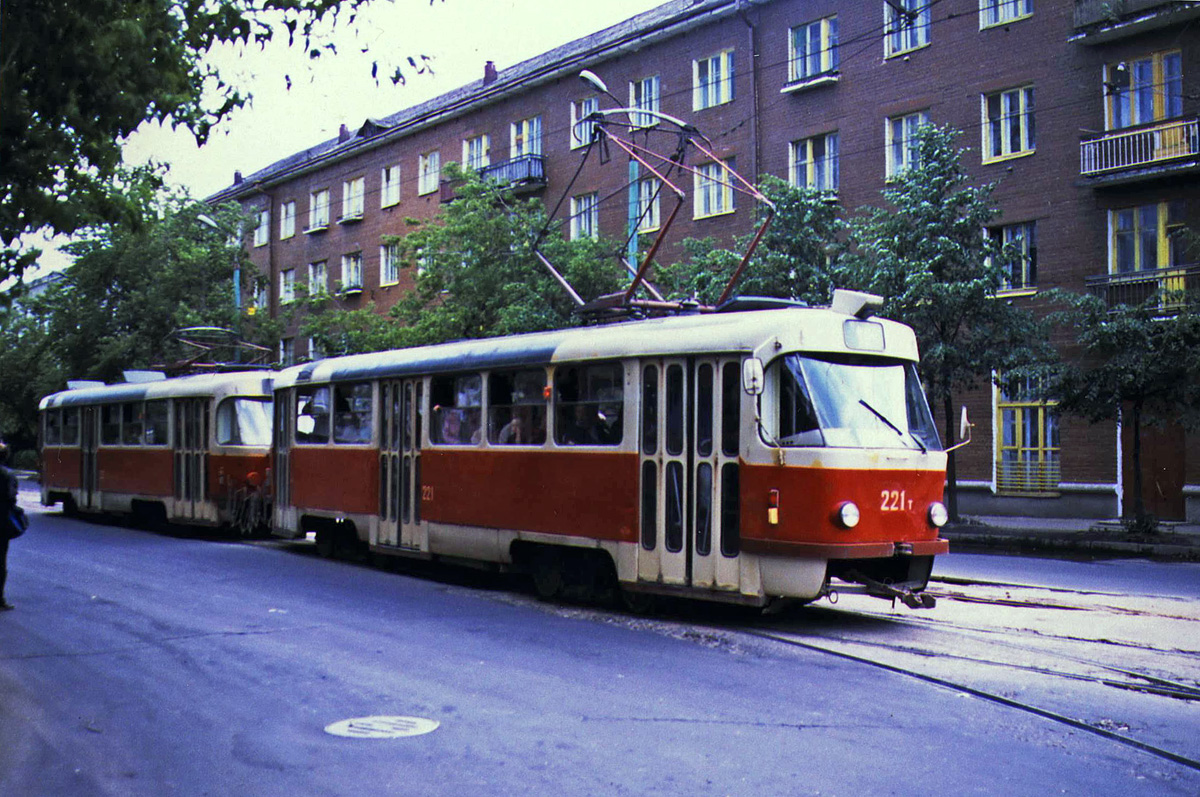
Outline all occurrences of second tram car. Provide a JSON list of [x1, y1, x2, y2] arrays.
[[272, 295, 950, 608], [39, 371, 275, 532]]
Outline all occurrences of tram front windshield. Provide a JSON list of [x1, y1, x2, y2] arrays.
[[768, 354, 941, 452]]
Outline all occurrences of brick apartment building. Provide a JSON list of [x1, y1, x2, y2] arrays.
[[208, 0, 1200, 522]]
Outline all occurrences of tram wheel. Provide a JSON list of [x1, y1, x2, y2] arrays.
[[531, 552, 563, 601], [314, 529, 336, 559]]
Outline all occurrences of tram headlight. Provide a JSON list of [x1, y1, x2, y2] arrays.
[[836, 501, 860, 529], [928, 502, 949, 528]]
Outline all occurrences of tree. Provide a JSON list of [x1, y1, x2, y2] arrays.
[[841, 125, 1050, 518], [356, 165, 624, 350], [657, 176, 842, 306], [1, 0, 433, 284], [1045, 291, 1200, 530]]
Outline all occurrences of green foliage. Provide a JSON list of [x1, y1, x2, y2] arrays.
[[369, 165, 624, 350], [658, 176, 842, 305], [1, 0, 433, 283], [1044, 291, 1200, 524]]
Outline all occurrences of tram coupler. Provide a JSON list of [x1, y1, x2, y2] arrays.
[[846, 571, 937, 609]]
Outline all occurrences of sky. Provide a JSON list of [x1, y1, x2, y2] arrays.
[[24, 0, 664, 276], [127, 0, 665, 200]]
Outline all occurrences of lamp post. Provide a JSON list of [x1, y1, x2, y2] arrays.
[[196, 213, 242, 311]]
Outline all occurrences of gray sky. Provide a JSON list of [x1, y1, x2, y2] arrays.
[[125, 0, 664, 199]]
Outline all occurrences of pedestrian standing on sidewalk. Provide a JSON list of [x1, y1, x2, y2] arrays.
[[0, 438, 23, 611]]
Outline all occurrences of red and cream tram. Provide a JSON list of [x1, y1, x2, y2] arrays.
[[39, 371, 275, 532], [273, 292, 950, 608]]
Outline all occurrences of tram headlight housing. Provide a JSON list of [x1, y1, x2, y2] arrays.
[[928, 502, 949, 528], [836, 501, 860, 529]]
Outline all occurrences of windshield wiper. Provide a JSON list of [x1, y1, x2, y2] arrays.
[[859, 399, 926, 453]]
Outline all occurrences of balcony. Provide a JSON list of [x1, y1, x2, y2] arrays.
[[1073, 0, 1200, 42], [478, 154, 547, 193], [1086, 263, 1200, 310], [1079, 117, 1200, 182]]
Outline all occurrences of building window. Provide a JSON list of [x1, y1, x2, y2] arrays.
[[309, 260, 327, 295], [789, 16, 839, 83], [570, 97, 599, 149], [279, 337, 295, 366], [996, 375, 1059, 494], [341, 177, 365, 221], [308, 338, 325, 361], [380, 242, 400, 286], [418, 151, 440, 196], [1111, 200, 1187, 274], [570, 193, 599, 240], [342, 252, 363, 291], [630, 75, 661, 128], [279, 201, 296, 239], [980, 0, 1032, 28], [886, 110, 930, 178], [463, 134, 490, 171], [694, 160, 734, 219], [789, 132, 839, 192], [280, 268, 296, 304], [637, 178, 662, 233], [309, 188, 330, 230], [1105, 51, 1182, 131], [510, 116, 542, 158], [885, 0, 931, 57], [983, 86, 1035, 161], [694, 50, 734, 110], [989, 221, 1038, 291], [381, 164, 401, 208], [253, 208, 269, 247]]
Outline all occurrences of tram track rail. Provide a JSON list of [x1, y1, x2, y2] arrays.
[[738, 626, 1200, 774]]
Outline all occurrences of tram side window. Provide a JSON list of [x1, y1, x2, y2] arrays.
[[144, 401, 169, 445], [488, 370, 547, 446], [296, 386, 331, 444], [62, 408, 80, 446], [122, 402, 145, 445], [333, 383, 373, 444], [554, 363, 623, 446], [100, 404, 121, 445], [216, 398, 272, 446], [431, 374, 482, 445], [44, 410, 62, 445]]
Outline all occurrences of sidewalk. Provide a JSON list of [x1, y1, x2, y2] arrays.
[[944, 514, 1200, 560]]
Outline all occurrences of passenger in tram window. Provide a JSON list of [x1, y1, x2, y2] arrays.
[[559, 403, 602, 446]]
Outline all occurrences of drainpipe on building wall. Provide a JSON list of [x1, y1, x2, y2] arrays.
[[737, 0, 762, 184]]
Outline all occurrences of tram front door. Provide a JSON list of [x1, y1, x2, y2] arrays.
[[378, 380, 424, 550], [174, 398, 207, 520], [637, 358, 742, 593], [80, 406, 99, 510]]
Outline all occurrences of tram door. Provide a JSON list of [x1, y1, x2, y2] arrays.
[[379, 380, 423, 550], [80, 406, 99, 510], [174, 398, 208, 520], [638, 358, 742, 592]]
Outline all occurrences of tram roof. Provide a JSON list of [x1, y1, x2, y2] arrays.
[[39, 371, 276, 410], [273, 308, 920, 389]]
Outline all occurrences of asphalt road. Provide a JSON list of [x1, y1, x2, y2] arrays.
[[2, 501, 1199, 796]]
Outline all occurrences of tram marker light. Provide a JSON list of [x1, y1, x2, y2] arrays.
[[768, 489, 780, 525]]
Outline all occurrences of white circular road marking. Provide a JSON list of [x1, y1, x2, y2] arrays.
[[324, 716, 440, 739]]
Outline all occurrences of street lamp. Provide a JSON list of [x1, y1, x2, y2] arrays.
[[196, 213, 242, 311]]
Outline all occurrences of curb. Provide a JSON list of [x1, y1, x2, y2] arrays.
[[946, 532, 1200, 560]]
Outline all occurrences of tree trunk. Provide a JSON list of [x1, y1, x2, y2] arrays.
[[1131, 400, 1147, 522], [943, 389, 958, 521]]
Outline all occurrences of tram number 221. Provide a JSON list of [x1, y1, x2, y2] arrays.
[[880, 490, 913, 512]]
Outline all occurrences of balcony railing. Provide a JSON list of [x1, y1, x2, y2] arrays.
[[1080, 117, 1199, 176], [478, 154, 547, 191], [1086, 263, 1200, 310], [1074, 0, 1197, 29]]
